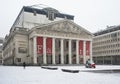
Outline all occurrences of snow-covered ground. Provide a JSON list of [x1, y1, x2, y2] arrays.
[[0, 65, 120, 84]]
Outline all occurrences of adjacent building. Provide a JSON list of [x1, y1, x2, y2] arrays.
[[3, 6, 93, 65], [0, 37, 4, 64], [93, 25, 120, 65], [0, 46, 3, 65]]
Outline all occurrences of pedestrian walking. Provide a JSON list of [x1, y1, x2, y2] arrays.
[[23, 62, 26, 69]]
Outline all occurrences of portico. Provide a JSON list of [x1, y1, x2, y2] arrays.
[[32, 36, 92, 65]]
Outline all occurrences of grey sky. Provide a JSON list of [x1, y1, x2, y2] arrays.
[[0, 0, 120, 37]]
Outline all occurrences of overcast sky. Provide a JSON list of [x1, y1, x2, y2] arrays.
[[0, 0, 120, 37]]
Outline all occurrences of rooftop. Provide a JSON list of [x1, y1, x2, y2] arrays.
[[23, 6, 74, 20], [0, 37, 4, 44], [94, 25, 120, 36]]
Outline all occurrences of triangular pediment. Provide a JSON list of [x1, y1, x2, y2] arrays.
[[34, 20, 93, 36], [50, 21, 82, 34]]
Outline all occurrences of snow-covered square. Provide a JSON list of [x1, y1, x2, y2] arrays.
[[0, 65, 120, 84]]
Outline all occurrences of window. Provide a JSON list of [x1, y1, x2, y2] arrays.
[[111, 33, 117, 38], [48, 12, 54, 21], [17, 58, 21, 62], [33, 11, 37, 16], [0, 60, 2, 63], [18, 47, 27, 53]]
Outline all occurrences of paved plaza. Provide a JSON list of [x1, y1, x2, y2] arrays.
[[0, 65, 120, 84]]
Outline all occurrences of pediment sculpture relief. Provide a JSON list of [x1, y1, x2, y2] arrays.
[[49, 21, 82, 34]]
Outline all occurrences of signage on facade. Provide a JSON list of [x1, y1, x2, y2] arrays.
[[37, 37, 43, 54], [79, 40, 83, 56], [46, 38, 52, 55]]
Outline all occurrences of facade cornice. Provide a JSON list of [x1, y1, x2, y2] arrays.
[[30, 33, 92, 41]]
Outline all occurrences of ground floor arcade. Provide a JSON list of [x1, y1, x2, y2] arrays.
[[93, 55, 120, 65]]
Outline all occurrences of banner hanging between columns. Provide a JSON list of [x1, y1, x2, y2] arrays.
[[46, 38, 52, 55], [37, 37, 43, 54], [79, 40, 83, 56]]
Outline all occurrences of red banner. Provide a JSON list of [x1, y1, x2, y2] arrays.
[[37, 37, 43, 54], [86, 41, 90, 56], [46, 38, 52, 55], [79, 40, 83, 56]]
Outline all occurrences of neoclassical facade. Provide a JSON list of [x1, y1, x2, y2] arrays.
[[3, 6, 93, 65], [30, 20, 93, 65]]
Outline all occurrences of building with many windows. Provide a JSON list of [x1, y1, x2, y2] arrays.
[[93, 25, 120, 65], [0, 37, 4, 64], [3, 6, 93, 65], [0, 46, 3, 65]]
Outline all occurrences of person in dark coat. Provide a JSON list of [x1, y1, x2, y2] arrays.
[[86, 59, 91, 68], [23, 62, 26, 69]]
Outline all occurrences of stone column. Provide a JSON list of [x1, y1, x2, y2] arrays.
[[90, 41, 93, 63], [33, 36, 37, 64], [68, 39, 72, 64], [83, 40, 86, 64], [76, 40, 79, 64], [43, 37, 47, 64], [60, 39, 64, 64], [52, 38, 56, 64]]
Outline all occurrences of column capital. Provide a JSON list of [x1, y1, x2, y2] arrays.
[[43, 37, 47, 39], [76, 39, 79, 41], [52, 37, 56, 40], [61, 38, 64, 40]]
